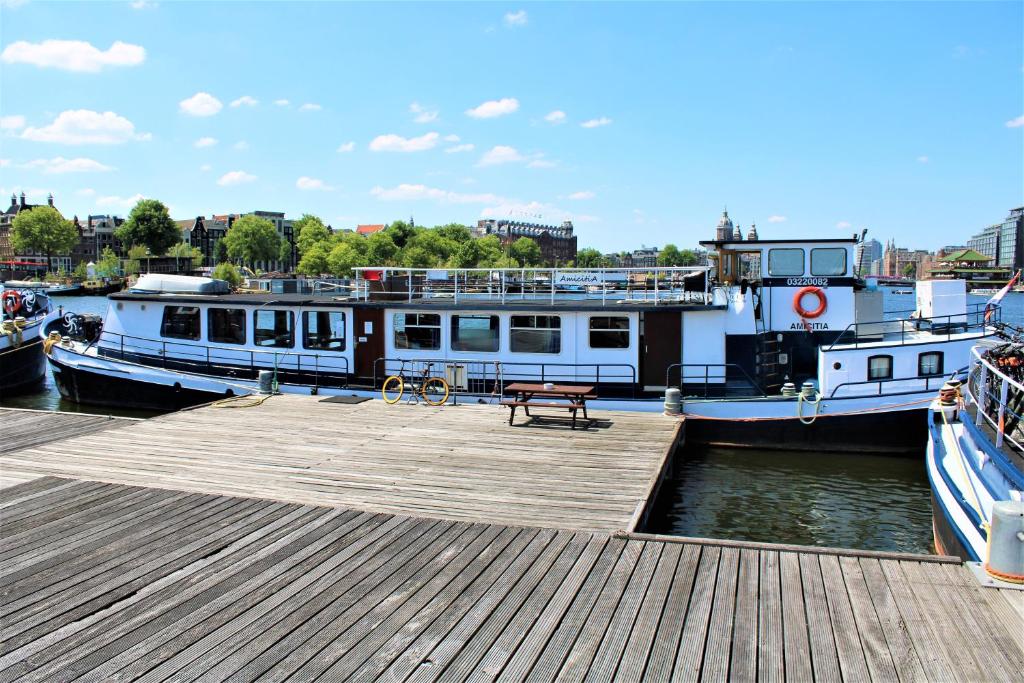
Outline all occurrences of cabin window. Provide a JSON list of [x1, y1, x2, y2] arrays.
[[160, 306, 200, 341], [767, 248, 804, 276], [510, 315, 561, 354], [451, 315, 499, 352], [253, 310, 294, 348], [919, 351, 943, 377], [590, 316, 630, 349], [811, 248, 847, 276], [394, 313, 441, 350], [208, 308, 246, 345], [867, 355, 893, 380], [303, 311, 346, 351]]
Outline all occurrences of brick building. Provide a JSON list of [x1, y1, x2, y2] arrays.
[[473, 219, 577, 265]]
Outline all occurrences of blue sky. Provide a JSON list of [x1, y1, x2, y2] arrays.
[[1, 1, 1021, 252]]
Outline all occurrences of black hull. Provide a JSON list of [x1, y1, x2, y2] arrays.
[[48, 355, 227, 412], [930, 490, 972, 561], [0, 336, 47, 396], [684, 408, 929, 455]]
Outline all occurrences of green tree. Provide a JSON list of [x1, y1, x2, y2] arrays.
[[576, 247, 604, 268], [10, 205, 79, 273], [278, 239, 294, 268], [167, 242, 203, 271], [96, 246, 121, 277], [296, 241, 331, 276], [365, 231, 398, 265], [72, 261, 89, 280], [293, 214, 330, 255], [434, 223, 472, 243], [492, 255, 520, 269], [509, 237, 542, 267], [475, 235, 504, 266], [657, 244, 683, 267], [327, 241, 368, 276], [384, 220, 416, 248], [214, 239, 228, 264], [124, 244, 149, 275], [401, 245, 436, 268], [115, 199, 180, 256], [447, 240, 481, 268], [222, 214, 282, 267], [211, 262, 242, 289], [902, 262, 916, 278]]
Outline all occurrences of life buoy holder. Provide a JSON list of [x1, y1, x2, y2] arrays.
[[1, 290, 20, 315], [793, 286, 827, 319]]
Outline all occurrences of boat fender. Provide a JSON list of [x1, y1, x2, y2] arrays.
[[985, 501, 1024, 584], [793, 286, 827, 319]]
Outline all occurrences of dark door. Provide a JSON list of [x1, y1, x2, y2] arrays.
[[642, 311, 682, 389], [353, 308, 385, 381]]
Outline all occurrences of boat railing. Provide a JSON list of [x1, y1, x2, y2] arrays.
[[372, 357, 638, 403], [95, 330, 351, 389], [350, 266, 711, 306], [965, 345, 1024, 451], [664, 363, 766, 399], [828, 373, 952, 399], [825, 302, 994, 350]]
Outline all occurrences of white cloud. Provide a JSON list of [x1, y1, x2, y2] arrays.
[[478, 145, 525, 166], [337, 141, 355, 153], [299, 103, 322, 112], [465, 97, 519, 119], [97, 193, 145, 208], [21, 109, 150, 144], [527, 159, 557, 168], [443, 134, 460, 142], [75, 188, 95, 196], [199, 164, 212, 172], [230, 95, 258, 108], [480, 199, 573, 223], [217, 170, 256, 186], [836, 221, 852, 230], [767, 215, 787, 223], [445, 143, 475, 153], [179, 92, 222, 117], [194, 136, 218, 148], [0, 159, 11, 168], [0, 0, 30, 8], [130, 1, 158, 8], [1005, 115, 1024, 128], [504, 10, 528, 27], [581, 117, 612, 128], [371, 183, 502, 204], [0, 115, 25, 130], [917, 155, 929, 163], [1, 39, 145, 72], [368, 131, 439, 152], [410, 102, 439, 123], [21, 156, 114, 174], [544, 110, 566, 124], [274, 99, 290, 107], [633, 209, 647, 224], [567, 191, 595, 200], [233, 140, 249, 150], [296, 176, 335, 191]]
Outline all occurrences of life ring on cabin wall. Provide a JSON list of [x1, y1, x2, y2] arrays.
[[793, 286, 827, 319], [1, 290, 20, 315]]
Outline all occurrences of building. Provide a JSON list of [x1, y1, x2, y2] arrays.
[[179, 216, 229, 268], [212, 210, 295, 272], [881, 241, 933, 279], [356, 224, 386, 236], [928, 248, 1012, 290], [0, 192, 78, 272], [967, 207, 1024, 272], [474, 219, 577, 265], [76, 214, 127, 265], [854, 238, 882, 275]]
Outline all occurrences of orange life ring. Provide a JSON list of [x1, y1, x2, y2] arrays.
[[1, 290, 20, 315], [793, 286, 827, 319]]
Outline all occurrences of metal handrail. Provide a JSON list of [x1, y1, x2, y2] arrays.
[[664, 363, 767, 399], [965, 346, 1024, 451], [828, 373, 951, 398], [825, 303, 995, 351]]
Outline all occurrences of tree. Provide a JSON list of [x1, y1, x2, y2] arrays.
[[73, 261, 89, 280], [448, 240, 481, 268], [902, 262, 916, 278], [211, 262, 242, 290], [116, 199, 180, 256], [96, 246, 121, 277], [658, 244, 700, 267], [296, 242, 331, 276], [167, 242, 203, 271], [475, 235, 503, 266], [576, 247, 604, 268], [384, 220, 416, 248], [434, 223, 471, 243], [222, 214, 281, 267], [327, 241, 368, 276], [365, 231, 398, 265], [492, 255, 520, 269], [679, 249, 699, 266], [278, 239, 294, 268], [10, 205, 79, 272], [400, 245, 436, 268], [124, 245, 149, 275], [509, 237, 542, 267], [293, 214, 330, 255]]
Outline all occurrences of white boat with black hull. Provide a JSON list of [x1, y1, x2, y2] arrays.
[[927, 341, 1024, 575], [1, 288, 56, 394], [46, 229, 995, 451]]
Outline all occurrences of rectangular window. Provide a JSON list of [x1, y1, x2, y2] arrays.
[[510, 315, 561, 354], [303, 311, 346, 351], [767, 248, 804, 276], [208, 308, 246, 345], [811, 248, 848, 276], [393, 313, 441, 350], [160, 306, 200, 340], [868, 355, 893, 380], [918, 351, 943, 377], [589, 316, 630, 349], [253, 310, 294, 348], [451, 315, 499, 352]]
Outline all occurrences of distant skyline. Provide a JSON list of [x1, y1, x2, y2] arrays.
[[0, 1, 1021, 252]]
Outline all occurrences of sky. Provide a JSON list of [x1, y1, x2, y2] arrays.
[[0, 1, 1021, 253]]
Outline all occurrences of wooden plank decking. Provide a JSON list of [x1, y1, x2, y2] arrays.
[[0, 395, 679, 532], [1, 477, 1021, 682]]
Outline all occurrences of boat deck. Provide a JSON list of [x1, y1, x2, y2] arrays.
[[2, 477, 1021, 682]]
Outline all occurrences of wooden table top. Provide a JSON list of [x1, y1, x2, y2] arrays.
[[504, 383, 595, 396]]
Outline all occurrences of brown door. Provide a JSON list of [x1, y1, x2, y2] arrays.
[[353, 308, 385, 381], [642, 311, 682, 389]]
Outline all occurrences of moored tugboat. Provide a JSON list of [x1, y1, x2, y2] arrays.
[[0, 288, 57, 395]]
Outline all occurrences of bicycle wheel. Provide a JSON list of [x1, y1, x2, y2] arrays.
[[420, 377, 450, 406], [382, 375, 405, 404]]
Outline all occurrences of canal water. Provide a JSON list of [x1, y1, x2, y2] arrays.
[[3, 289, 1021, 553]]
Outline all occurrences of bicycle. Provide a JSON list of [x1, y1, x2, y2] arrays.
[[382, 360, 451, 406]]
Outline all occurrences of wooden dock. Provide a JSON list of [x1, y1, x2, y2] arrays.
[[1, 477, 1021, 682], [0, 395, 679, 532]]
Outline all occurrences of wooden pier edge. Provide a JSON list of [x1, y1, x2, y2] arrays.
[[625, 416, 684, 533]]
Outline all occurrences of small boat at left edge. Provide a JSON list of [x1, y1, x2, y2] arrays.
[[0, 288, 60, 395]]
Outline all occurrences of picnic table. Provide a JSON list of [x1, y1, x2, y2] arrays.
[[500, 382, 596, 429]]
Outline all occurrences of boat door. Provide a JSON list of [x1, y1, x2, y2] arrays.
[[642, 311, 681, 391], [353, 308, 385, 381]]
